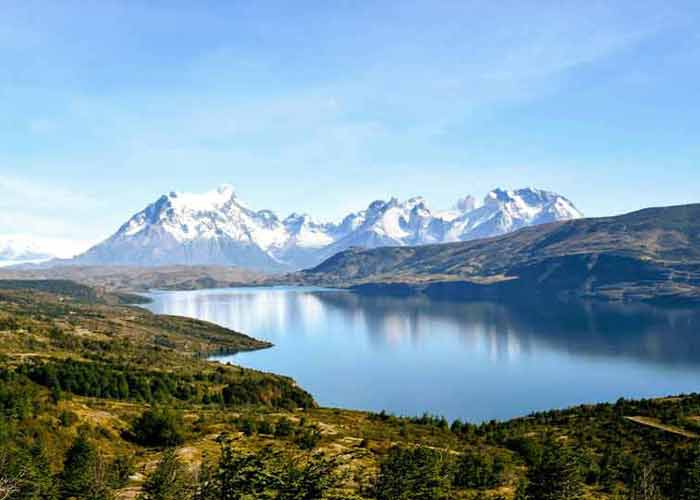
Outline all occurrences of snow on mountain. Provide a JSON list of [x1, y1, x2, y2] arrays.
[[0, 235, 93, 265], [70, 185, 583, 271], [0, 236, 51, 262], [444, 188, 583, 242]]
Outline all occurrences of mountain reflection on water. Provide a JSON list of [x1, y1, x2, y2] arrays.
[[144, 287, 700, 422]]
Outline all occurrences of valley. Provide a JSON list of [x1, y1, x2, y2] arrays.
[[6, 3, 700, 499], [2, 280, 700, 499]]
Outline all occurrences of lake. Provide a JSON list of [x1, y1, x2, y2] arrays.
[[143, 286, 700, 422]]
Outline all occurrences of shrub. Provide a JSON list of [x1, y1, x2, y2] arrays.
[[131, 408, 185, 447], [373, 446, 453, 500], [454, 448, 509, 489], [275, 418, 294, 437], [138, 449, 191, 500], [295, 428, 322, 450]]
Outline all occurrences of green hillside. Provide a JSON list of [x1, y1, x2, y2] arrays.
[[2, 282, 700, 499]]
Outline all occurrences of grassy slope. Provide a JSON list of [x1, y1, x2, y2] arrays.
[[3, 282, 700, 499]]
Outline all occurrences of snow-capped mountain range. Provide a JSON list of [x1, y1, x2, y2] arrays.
[[70, 185, 583, 271], [0, 236, 53, 262], [0, 235, 93, 266]]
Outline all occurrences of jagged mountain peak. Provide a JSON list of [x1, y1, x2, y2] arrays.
[[284, 212, 313, 224], [455, 195, 478, 213], [164, 184, 240, 212], [70, 186, 583, 271]]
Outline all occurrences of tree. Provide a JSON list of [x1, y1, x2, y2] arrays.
[[202, 444, 275, 500], [139, 449, 192, 500], [60, 434, 113, 500], [373, 446, 453, 500], [193, 440, 347, 500], [295, 428, 322, 450], [0, 450, 23, 500], [524, 439, 584, 500], [276, 453, 345, 500], [629, 463, 662, 500], [275, 418, 294, 438], [454, 448, 508, 489], [676, 444, 700, 500], [514, 479, 529, 500], [132, 408, 185, 447]]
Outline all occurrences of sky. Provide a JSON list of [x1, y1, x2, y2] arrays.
[[1, 0, 699, 251]]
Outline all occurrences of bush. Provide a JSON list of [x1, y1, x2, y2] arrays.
[[525, 440, 584, 500], [275, 418, 294, 437], [373, 446, 453, 500], [194, 443, 344, 500], [60, 434, 114, 500], [258, 420, 274, 435], [454, 448, 509, 489], [131, 408, 185, 447], [239, 417, 257, 437], [295, 428, 322, 450], [138, 449, 191, 500]]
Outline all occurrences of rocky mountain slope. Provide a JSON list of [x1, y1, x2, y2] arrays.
[[67, 185, 582, 271], [294, 203, 700, 304]]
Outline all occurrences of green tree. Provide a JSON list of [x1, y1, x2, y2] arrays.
[[454, 449, 508, 489], [676, 444, 700, 500], [295, 428, 322, 450], [275, 418, 294, 438], [276, 453, 345, 500], [60, 435, 113, 500], [373, 446, 453, 500], [0, 449, 24, 500], [139, 449, 191, 500], [132, 408, 185, 447], [194, 441, 346, 500], [524, 439, 584, 500], [514, 479, 529, 500], [629, 463, 662, 500], [207, 444, 275, 500]]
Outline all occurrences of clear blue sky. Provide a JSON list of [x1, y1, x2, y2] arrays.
[[1, 1, 699, 244]]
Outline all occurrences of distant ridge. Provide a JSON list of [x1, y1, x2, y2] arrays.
[[64, 185, 582, 271], [292, 203, 700, 304]]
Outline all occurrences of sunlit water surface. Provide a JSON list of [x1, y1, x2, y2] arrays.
[[143, 287, 700, 422]]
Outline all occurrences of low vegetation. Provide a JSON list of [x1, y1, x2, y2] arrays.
[[2, 280, 700, 499]]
